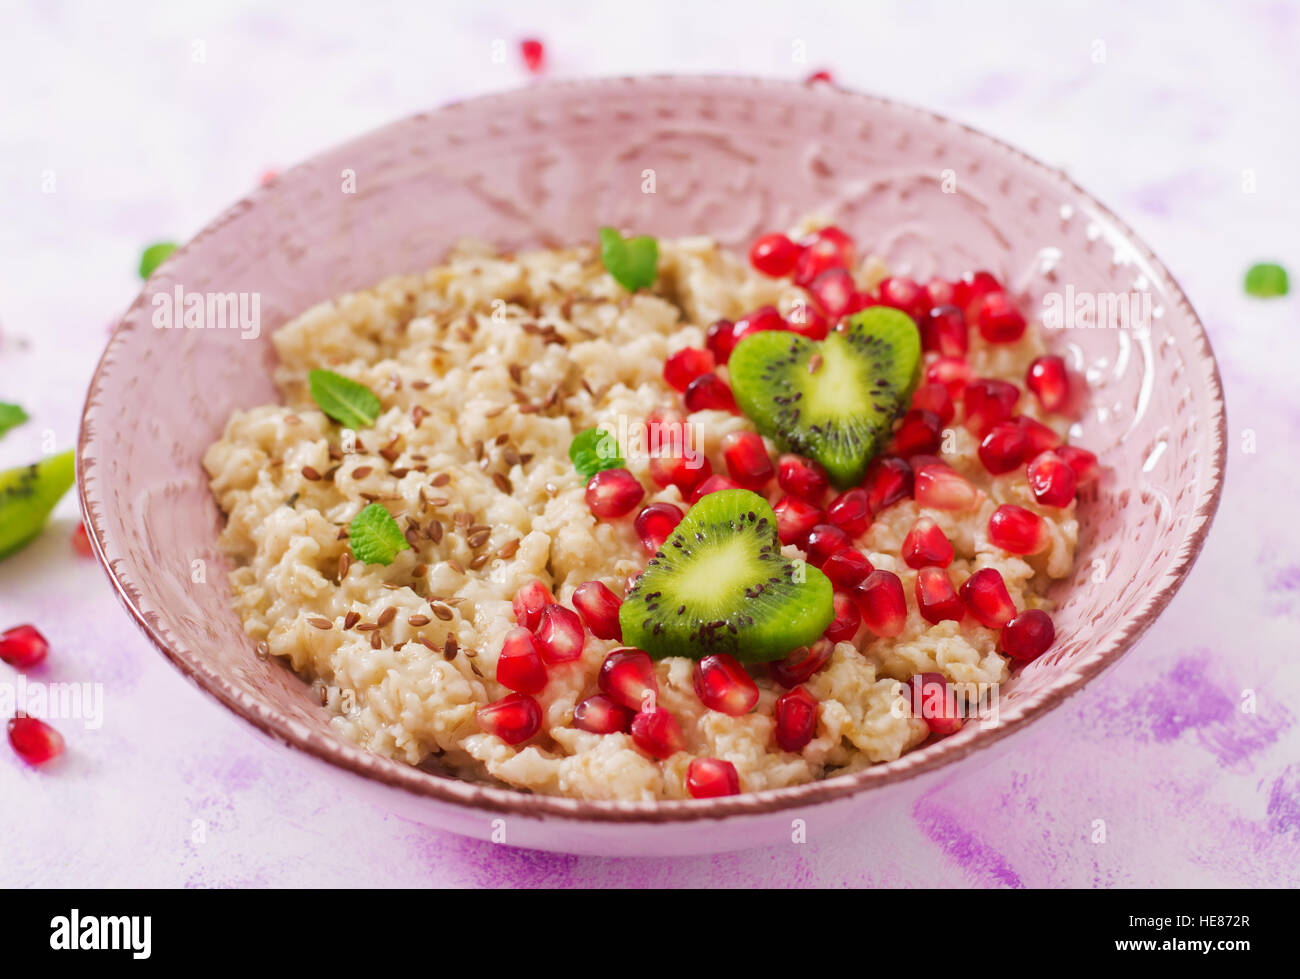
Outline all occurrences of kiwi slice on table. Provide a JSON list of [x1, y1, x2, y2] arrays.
[[0, 450, 75, 560], [728, 306, 922, 487], [620, 489, 834, 662]]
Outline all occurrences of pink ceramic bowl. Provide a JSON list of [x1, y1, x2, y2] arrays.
[[79, 77, 1225, 856]]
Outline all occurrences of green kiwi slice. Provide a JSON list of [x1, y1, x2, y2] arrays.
[[619, 489, 834, 662], [727, 306, 922, 487]]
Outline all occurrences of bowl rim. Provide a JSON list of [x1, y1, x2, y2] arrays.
[[78, 74, 1228, 825]]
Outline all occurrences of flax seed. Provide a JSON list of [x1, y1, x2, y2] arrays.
[[302, 466, 322, 481], [483, 404, 507, 418], [469, 553, 489, 570], [376, 607, 397, 627], [431, 472, 451, 487], [369, 631, 382, 649], [492, 473, 513, 494], [343, 611, 360, 630], [497, 538, 520, 559], [443, 634, 459, 660], [336, 527, 350, 540], [407, 614, 431, 627], [356, 622, 378, 632], [428, 520, 444, 543], [454, 511, 473, 528], [412, 563, 428, 577], [502, 447, 521, 467], [338, 552, 351, 579], [350, 466, 373, 479], [308, 617, 332, 630], [417, 636, 439, 652], [411, 405, 427, 427], [447, 559, 464, 574], [431, 603, 454, 621]]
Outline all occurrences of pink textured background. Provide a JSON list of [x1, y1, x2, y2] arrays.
[[1, 0, 1296, 886]]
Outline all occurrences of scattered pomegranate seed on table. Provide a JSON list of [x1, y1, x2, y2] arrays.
[[631, 706, 685, 759], [770, 638, 835, 688], [572, 581, 623, 640], [773, 686, 819, 752], [721, 431, 774, 489], [572, 694, 634, 734], [804, 69, 834, 85], [988, 504, 1049, 555], [7, 716, 64, 765], [598, 648, 658, 711], [585, 467, 644, 518], [854, 570, 908, 637], [686, 757, 740, 798], [0, 625, 50, 668], [1000, 609, 1056, 662], [71, 522, 94, 557], [634, 502, 684, 554], [519, 38, 545, 74], [534, 604, 585, 663], [495, 627, 548, 694], [477, 692, 542, 744], [693, 654, 760, 716], [959, 567, 1018, 629]]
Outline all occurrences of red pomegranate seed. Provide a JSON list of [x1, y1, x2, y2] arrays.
[[572, 581, 623, 640], [586, 467, 645, 518], [511, 580, 555, 630], [0, 624, 50, 668], [693, 653, 760, 716], [773, 686, 819, 752], [976, 292, 1027, 343], [925, 355, 973, 399], [805, 523, 851, 565], [911, 381, 955, 424], [953, 270, 1002, 320], [913, 462, 978, 510], [959, 567, 1018, 629], [705, 318, 738, 364], [732, 305, 787, 345], [1027, 450, 1078, 507], [519, 38, 545, 74], [824, 591, 861, 642], [773, 494, 825, 546], [920, 304, 969, 357], [721, 431, 775, 489], [1027, 355, 1070, 413], [1001, 609, 1056, 662], [786, 301, 830, 340], [689, 473, 742, 504], [750, 232, 800, 277], [7, 716, 64, 765], [902, 517, 955, 569], [686, 757, 740, 798], [683, 373, 738, 413], [908, 672, 963, 735], [808, 267, 857, 318], [572, 694, 634, 734], [777, 453, 829, 500], [663, 347, 715, 392], [889, 409, 943, 457], [963, 377, 1021, 437], [598, 648, 658, 711], [804, 69, 834, 85], [634, 502, 684, 554], [477, 692, 543, 744], [1013, 415, 1061, 453], [988, 504, 1049, 555], [877, 276, 928, 320], [826, 487, 871, 536], [496, 627, 548, 694], [863, 456, 914, 516], [1057, 445, 1101, 485], [534, 604, 585, 664], [631, 707, 686, 759], [821, 547, 874, 587], [649, 449, 713, 497], [71, 522, 93, 557], [915, 567, 965, 624], [794, 226, 856, 286], [854, 570, 908, 637], [770, 637, 834, 687], [924, 277, 956, 308], [978, 421, 1032, 474]]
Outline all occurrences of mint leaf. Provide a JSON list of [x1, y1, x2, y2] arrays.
[[349, 503, 410, 566], [569, 426, 623, 480], [139, 241, 177, 279], [308, 369, 382, 428], [0, 403, 28, 438], [1244, 262, 1289, 298], [599, 226, 658, 292]]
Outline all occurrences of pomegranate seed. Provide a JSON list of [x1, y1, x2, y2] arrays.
[[988, 504, 1049, 555], [572, 581, 623, 640], [649, 449, 713, 497], [773, 686, 819, 752], [634, 502, 684, 554], [925, 355, 973, 399], [693, 653, 760, 716], [1057, 445, 1101, 485], [511, 580, 555, 630], [826, 487, 871, 536], [689, 473, 742, 504], [683, 373, 738, 413], [924, 277, 956, 308], [721, 431, 775, 489], [978, 421, 1032, 474], [889, 409, 943, 457], [805, 523, 851, 565], [804, 69, 834, 85], [808, 267, 857, 318], [777, 453, 829, 500], [862, 456, 914, 516], [0, 624, 49, 668], [920, 304, 969, 357], [1027, 355, 1070, 413], [959, 567, 1018, 629], [854, 570, 908, 637], [686, 757, 740, 798], [1013, 415, 1061, 453], [631, 707, 686, 759], [519, 38, 545, 74], [952, 270, 1002, 320], [902, 517, 955, 569], [794, 226, 856, 286], [732, 306, 787, 344], [786, 300, 830, 340], [913, 462, 978, 510], [1001, 609, 1056, 662], [915, 567, 965, 624], [911, 381, 955, 424], [572, 694, 634, 734], [821, 547, 874, 587], [824, 591, 862, 642], [908, 672, 963, 735], [586, 467, 645, 518], [963, 377, 1021, 437], [976, 292, 1027, 343], [770, 637, 835, 687], [477, 692, 543, 745], [877, 276, 928, 320], [71, 522, 93, 557], [598, 648, 658, 711], [705, 319, 738, 364], [773, 494, 825, 546], [535, 604, 585, 664], [750, 232, 800, 277], [663, 347, 715, 392], [7, 716, 64, 765], [1027, 450, 1078, 507], [496, 627, 548, 694]]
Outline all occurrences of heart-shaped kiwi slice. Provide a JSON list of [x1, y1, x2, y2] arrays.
[[620, 489, 834, 662], [728, 307, 922, 487]]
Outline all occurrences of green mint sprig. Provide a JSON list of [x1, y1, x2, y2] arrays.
[[598, 226, 658, 293], [569, 426, 623, 480], [308, 369, 382, 428], [348, 503, 410, 566]]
